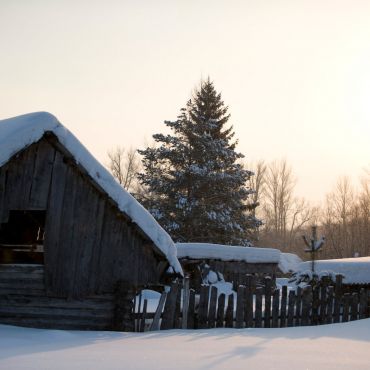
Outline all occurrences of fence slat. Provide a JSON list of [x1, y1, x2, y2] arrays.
[[161, 282, 179, 330], [295, 287, 302, 326], [208, 286, 218, 328], [272, 289, 280, 328], [359, 289, 368, 320], [319, 285, 327, 324], [198, 285, 210, 329], [139, 299, 147, 332], [342, 293, 351, 322], [150, 292, 167, 331], [311, 286, 319, 325], [216, 293, 226, 328], [280, 285, 287, 328], [187, 289, 196, 329], [182, 278, 190, 329], [287, 290, 295, 327], [301, 286, 312, 326], [235, 285, 246, 328], [350, 293, 359, 321], [225, 294, 234, 328], [264, 277, 272, 328], [255, 287, 263, 328], [245, 285, 254, 328], [326, 286, 334, 325]]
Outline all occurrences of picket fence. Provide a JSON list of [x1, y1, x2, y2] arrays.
[[133, 275, 370, 332]]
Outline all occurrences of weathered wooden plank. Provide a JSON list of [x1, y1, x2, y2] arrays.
[[326, 286, 334, 324], [311, 286, 319, 325], [161, 282, 179, 330], [197, 285, 210, 329], [301, 286, 312, 326], [255, 287, 263, 328], [359, 289, 368, 320], [350, 293, 359, 321], [235, 285, 245, 328], [295, 287, 302, 326], [0, 167, 8, 223], [245, 285, 253, 328], [208, 286, 218, 328], [287, 290, 295, 327], [280, 285, 287, 327], [225, 294, 234, 328], [319, 285, 327, 324], [174, 285, 182, 329], [139, 299, 148, 332], [29, 139, 56, 208], [264, 277, 272, 328], [342, 293, 351, 322], [0, 264, 44, 274], [216, 293, 225, 328], [43, 151, 67, 295], [187, 289, 195, 329], [150, 292, 167, 331], [272, 289, 280, 328], [333, 277, 343, 324], [182, 278, 190, 329]]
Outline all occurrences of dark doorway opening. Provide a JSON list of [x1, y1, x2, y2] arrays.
[[0, 210, 46, 264]]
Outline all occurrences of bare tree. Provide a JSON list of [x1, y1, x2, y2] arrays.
[[107, 147, 141, 193]]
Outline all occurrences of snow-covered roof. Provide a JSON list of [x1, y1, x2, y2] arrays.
[[176, 243, 281, 264], [278, 253, 303, 273], [296, 257, 370, 285], [0, 112, 183, 275]]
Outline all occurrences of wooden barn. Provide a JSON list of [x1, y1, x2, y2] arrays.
[[176, 243, 281, 290], [0, 112, 182, 331]]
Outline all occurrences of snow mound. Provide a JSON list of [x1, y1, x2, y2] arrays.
[[296, 257, 370, 285], [176, 242, 281, 263], [0, 112, 182, 275], [278, 253, 303, 273]]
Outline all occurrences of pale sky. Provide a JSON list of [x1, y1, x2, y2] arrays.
[[1, 0, 369, 204]]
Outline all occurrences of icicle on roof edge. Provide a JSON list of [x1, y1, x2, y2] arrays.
[[0, 112, 183, 275]]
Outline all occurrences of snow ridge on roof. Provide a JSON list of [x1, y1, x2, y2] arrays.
[[0, 112, 182, 275], [176, 242, 281, 263], [278, 253, 303, 273], [296, 257, 370, 285]]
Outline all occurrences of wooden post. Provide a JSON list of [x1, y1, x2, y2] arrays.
[[301, 286, 312, 326], [272, 289, 280, 328], [255, 287, 263, 328], [287, 290, 295, 327], [182, 278, 190, 329], [326, 286, 334, 324], [235, 285, 246, 328], [311, 286, 319, 325], [333, 275, 343, 323], [359, 289, 368, 320], [150, 292, 167, 331], [187, 289, 196, 329], [225, 294, 234, 328], [139, 299, 148, 332], [319, 284, 328, 324], [350, 293, 359, 321], [198, 285, 210, 329], [280, 285, 288, 327], [208, 286, 218, 328], [295, 287, 302, 326], [161, 281, 179, 330], [342, 293, 351, 322], [264, 277, 272, 328], [245, 285, 254, 328], [216, 293, 226, 328]]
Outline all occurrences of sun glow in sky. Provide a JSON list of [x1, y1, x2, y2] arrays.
[[1, 0, 369, 203]]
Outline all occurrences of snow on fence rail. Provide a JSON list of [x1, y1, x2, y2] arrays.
[[133, 275, 370, 331]]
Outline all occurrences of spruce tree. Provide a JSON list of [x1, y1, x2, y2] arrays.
[[138, 79, 260, 246]]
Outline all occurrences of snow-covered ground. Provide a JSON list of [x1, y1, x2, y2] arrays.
[[1, 320, 369, 370]]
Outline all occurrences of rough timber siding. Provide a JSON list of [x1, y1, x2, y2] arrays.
[[0, 137, 163, 299]]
